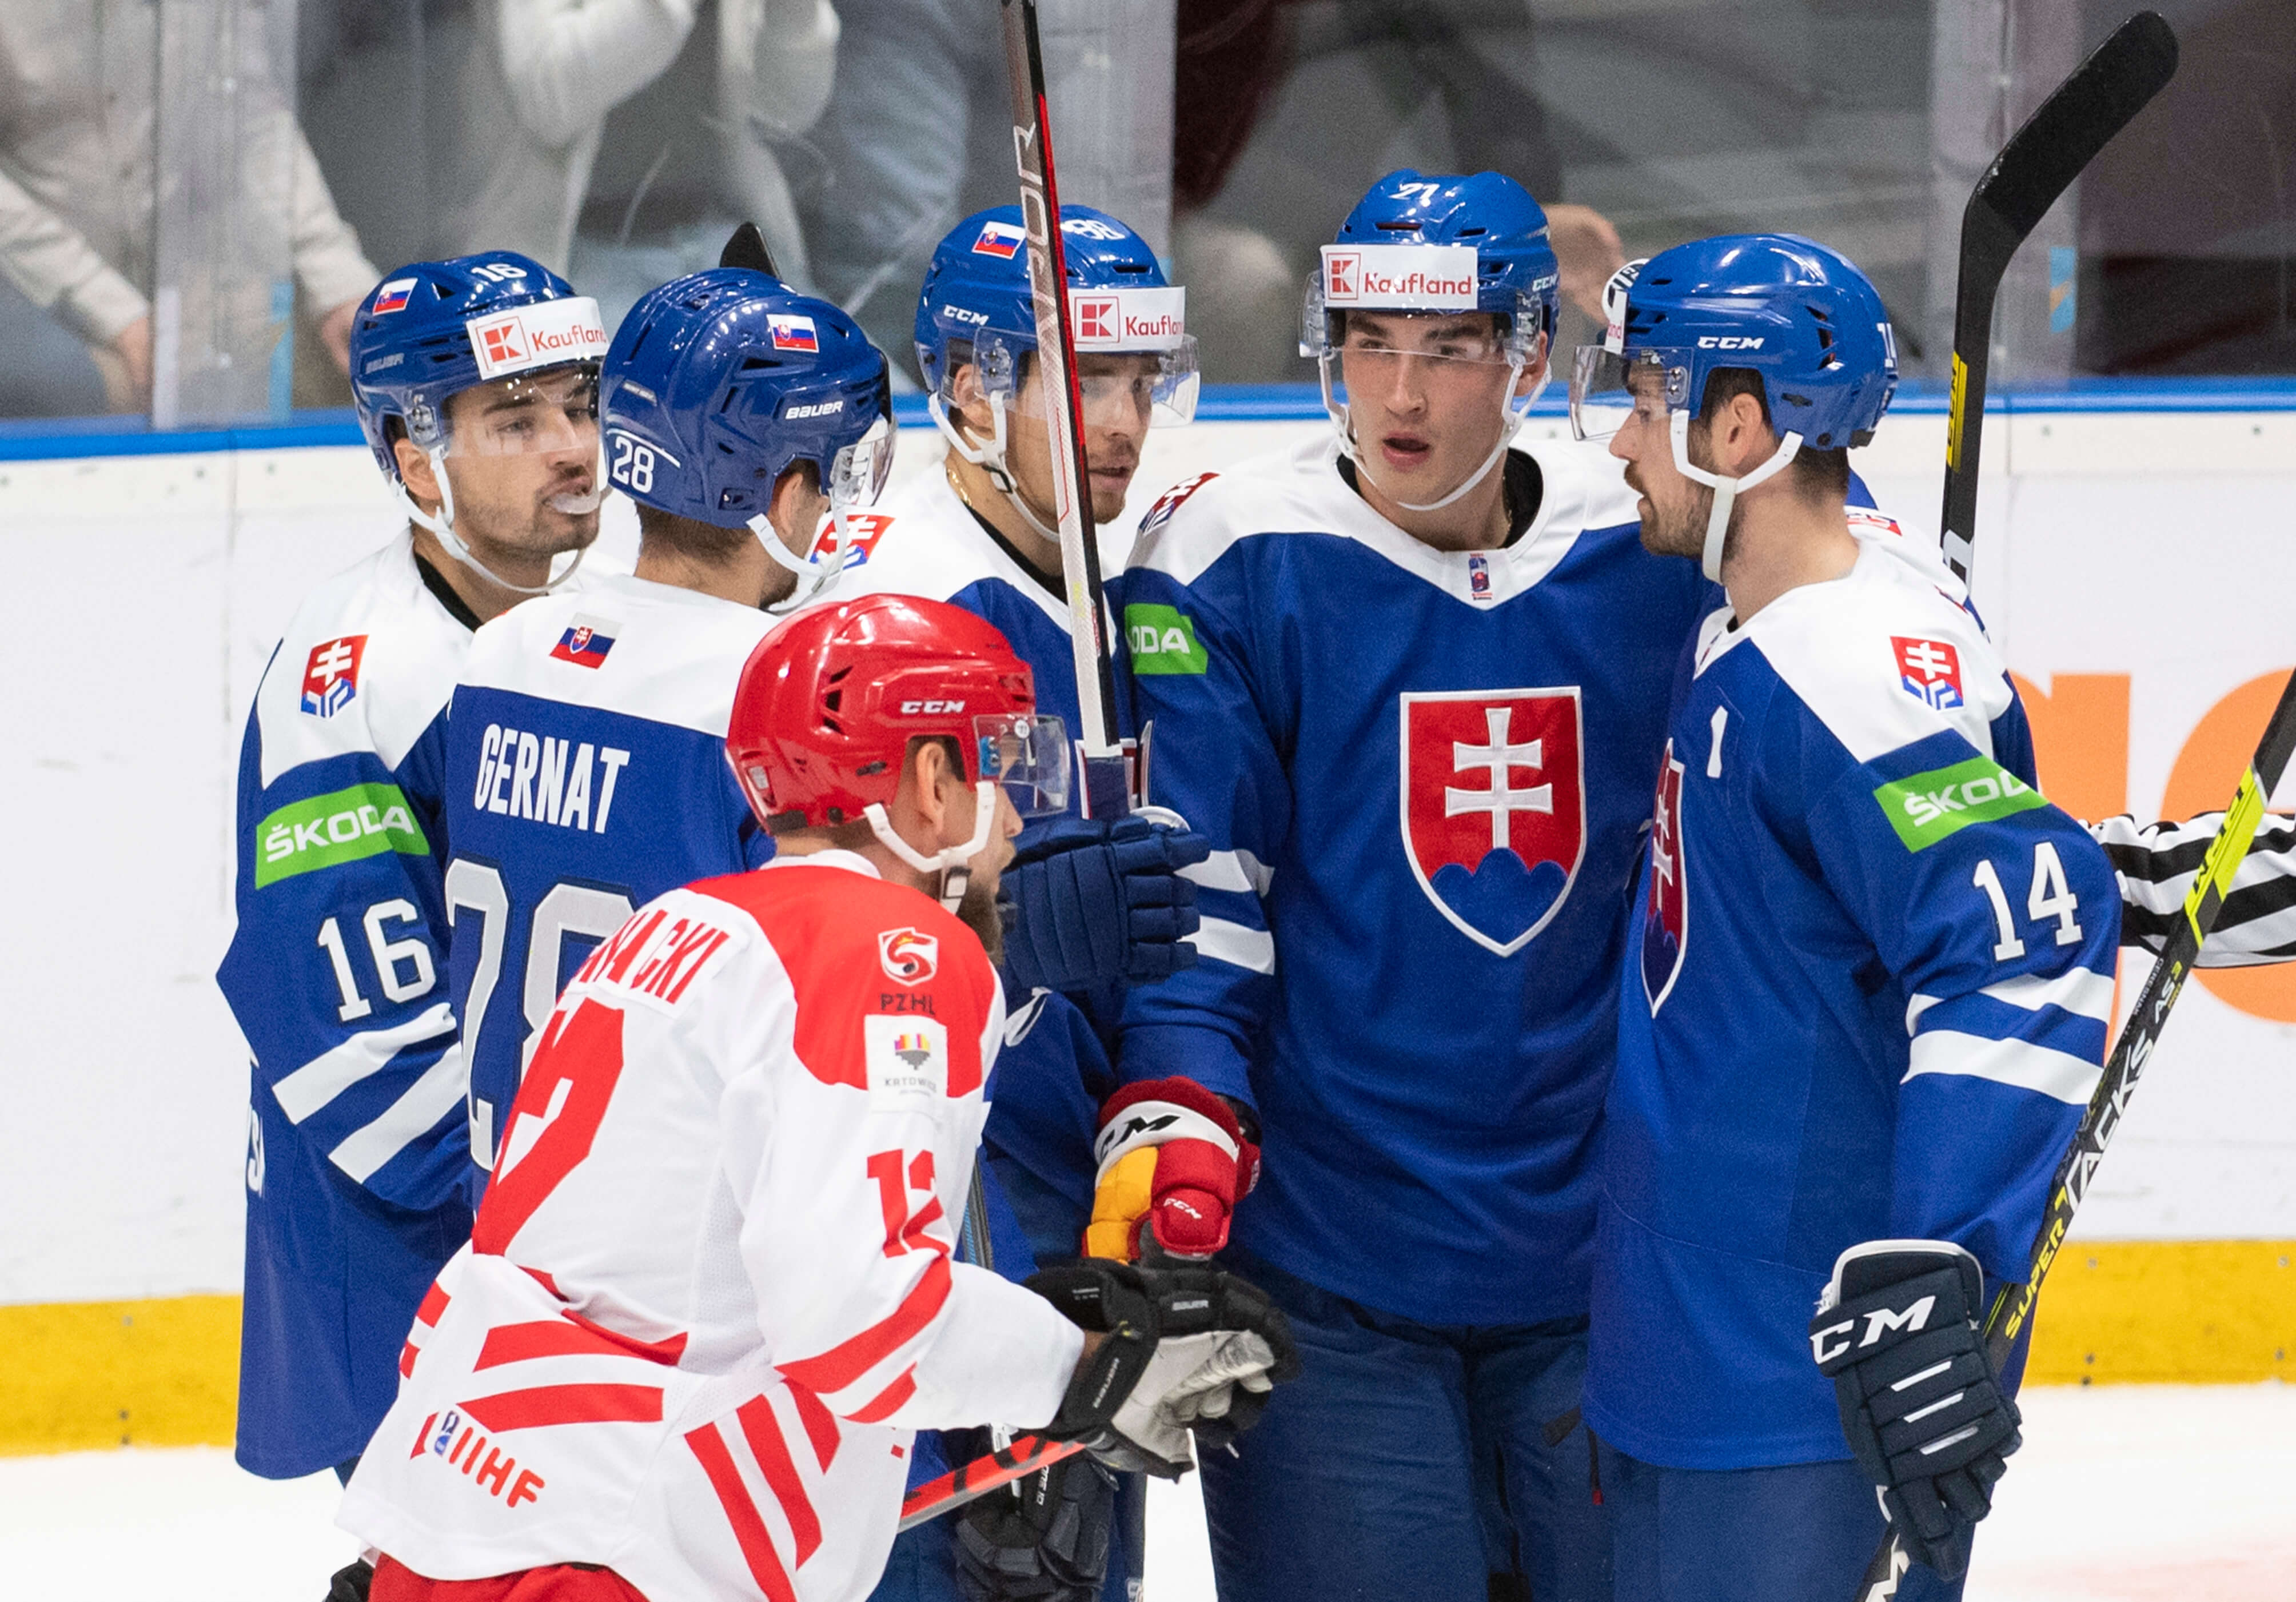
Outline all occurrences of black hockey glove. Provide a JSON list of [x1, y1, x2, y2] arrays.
[[953, 1449, 1119, 1602], [324, 1558, 373, 1602], [1028, 1257, 1300, 1478], [1809, 1240, 2022, 1581], [999, 815, 1209, 995]]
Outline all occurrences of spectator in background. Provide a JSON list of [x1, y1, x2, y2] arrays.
[[0, 2, 376, 415], [424, 0, 699, 277], [562, 0, 841, 326]]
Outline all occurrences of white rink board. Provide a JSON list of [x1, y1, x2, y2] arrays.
[[0, 405, 2290, 1306]]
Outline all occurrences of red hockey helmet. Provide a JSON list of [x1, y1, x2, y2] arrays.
[[726, 595, 1070, 838]]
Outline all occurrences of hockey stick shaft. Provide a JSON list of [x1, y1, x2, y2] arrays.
[[1000, 0, 1130, 821], [1938, 10, 2176, 581], [1849, 674, 2293, 1602], [897, 1432, 1087, 1531]]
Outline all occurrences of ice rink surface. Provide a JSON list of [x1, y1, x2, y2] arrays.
[[3, 1385, 2289, 1601]]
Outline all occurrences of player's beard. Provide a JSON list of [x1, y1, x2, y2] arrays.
[[1633, 474, 1716, 562], [955, 873, 1005, 967]]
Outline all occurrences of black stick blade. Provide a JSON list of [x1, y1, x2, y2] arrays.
[[1967, 11, 2178, 249], [718, 221, 780, 279]]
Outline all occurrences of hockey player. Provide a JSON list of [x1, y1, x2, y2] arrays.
[[1114, 169, 1714, 1601], [338, 595, 1298, 1602], [819, 204, 1211, 1602], [1573, 235, 2120, 1601], [446, 265, 896, 1190], [217, 253, 605, 1544]]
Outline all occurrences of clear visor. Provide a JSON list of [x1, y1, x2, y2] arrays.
[[974, 712, 1070, 819], [1569, 346, 1691, 442], [827, 413, 896, 511], [437, 364, 602, 458], [959, 339, 1200, 429]]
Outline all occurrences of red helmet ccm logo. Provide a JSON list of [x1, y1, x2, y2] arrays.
[[879, 928, 940, 986], [899, 699, 966, 715]]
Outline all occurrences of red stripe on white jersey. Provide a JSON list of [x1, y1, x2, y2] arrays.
[[459, 1382, 664, 1432], [735, 1395, 822, 1563], [847, 1366, 918, 1425], [776, 1253, 951, 1400], [685, 1422, 799, 1602], [788, 1385, 840, 1471]]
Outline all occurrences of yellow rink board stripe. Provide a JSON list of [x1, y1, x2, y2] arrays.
[[0, 1294, 240, 1454], [2023, 1240, 2295, 1384], [2, 1242, 2290, 1455]]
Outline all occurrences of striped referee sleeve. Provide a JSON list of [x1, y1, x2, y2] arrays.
[[2091, 811, 2296, 967]]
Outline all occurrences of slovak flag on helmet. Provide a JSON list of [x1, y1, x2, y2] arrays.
[[1892, 636, 1964, 711], [972, 220, 1026, 260], [372, 278, 416, 316], [768, 314, 819, 353]]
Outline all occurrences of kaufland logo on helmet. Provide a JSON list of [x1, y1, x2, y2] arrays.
[[1068, 286, 1186, 351], [467, 297, 607, 380], [1320, 244, 1478, 311]]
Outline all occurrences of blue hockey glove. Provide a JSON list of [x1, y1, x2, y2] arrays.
[[999, 815, 1209, 994], [1809, 1240, 2022, 1581]]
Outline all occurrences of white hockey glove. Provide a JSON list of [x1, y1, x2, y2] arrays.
[[1027, 1259, 1300, 1477]]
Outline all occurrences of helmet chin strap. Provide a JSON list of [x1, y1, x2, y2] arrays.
[[929, 389, 1065, 545], [1668, 410, 1803, 583], [863, 783, 999, 912], [747, 495, 854, 616], [1321, 354, 1544, 514], [398, 445, 589, 597]]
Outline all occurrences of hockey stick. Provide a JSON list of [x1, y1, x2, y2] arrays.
[[898, 1432, 1087, 1531], [1000, 0, 1131, 822], [1937, 10, 2177, 582], [1851, 668, 2296, 1602]]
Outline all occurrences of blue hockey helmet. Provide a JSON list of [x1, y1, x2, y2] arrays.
[[1306, 170, 1561, 513], [348, 252, 611, 592], [1569, 234, 1899, 579], [349, 252, 608, 476], [1304, 170, 1560, 360], [1571, 233, 1898, 452], [601, 267, 894, 612]]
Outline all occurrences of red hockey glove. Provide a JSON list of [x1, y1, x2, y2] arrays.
[[1085, 1078, 1259, 1261]]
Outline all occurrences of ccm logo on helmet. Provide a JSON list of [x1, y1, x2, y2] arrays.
[[1696, 336, 1766, 349], [899, 699, 966, 714], [879, 927, 940, 986]]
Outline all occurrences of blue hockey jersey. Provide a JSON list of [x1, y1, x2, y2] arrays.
[[218, 534, 478, 1479], [444, 573, 776, 1181], [816, 464, 1141, 1262], [1582, 540, 2122, 1471], [1117, 435, 1711, 1325]]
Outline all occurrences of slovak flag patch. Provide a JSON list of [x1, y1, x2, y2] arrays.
[[768, 314, 819, 353], [972, 221, 1026, 259], [1892, 636, 1964, 710], [549, 616, 618, 669], [808, 511, 895, 568], [301, 635, 367, 718], [372, 278, 416, 315]]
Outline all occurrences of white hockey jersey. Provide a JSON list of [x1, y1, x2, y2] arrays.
[[339, 852, 1085, 1602]]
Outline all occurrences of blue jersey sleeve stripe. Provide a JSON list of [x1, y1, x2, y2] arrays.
[[325, 1043, 468, 1184], [1190, 916, 1277, 975], [270, 1001, 459, 1123], [1978, 965, 2114, 1022], [1904, 1028, 2103, 1105], [1912, 992, 2108, 1065]]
